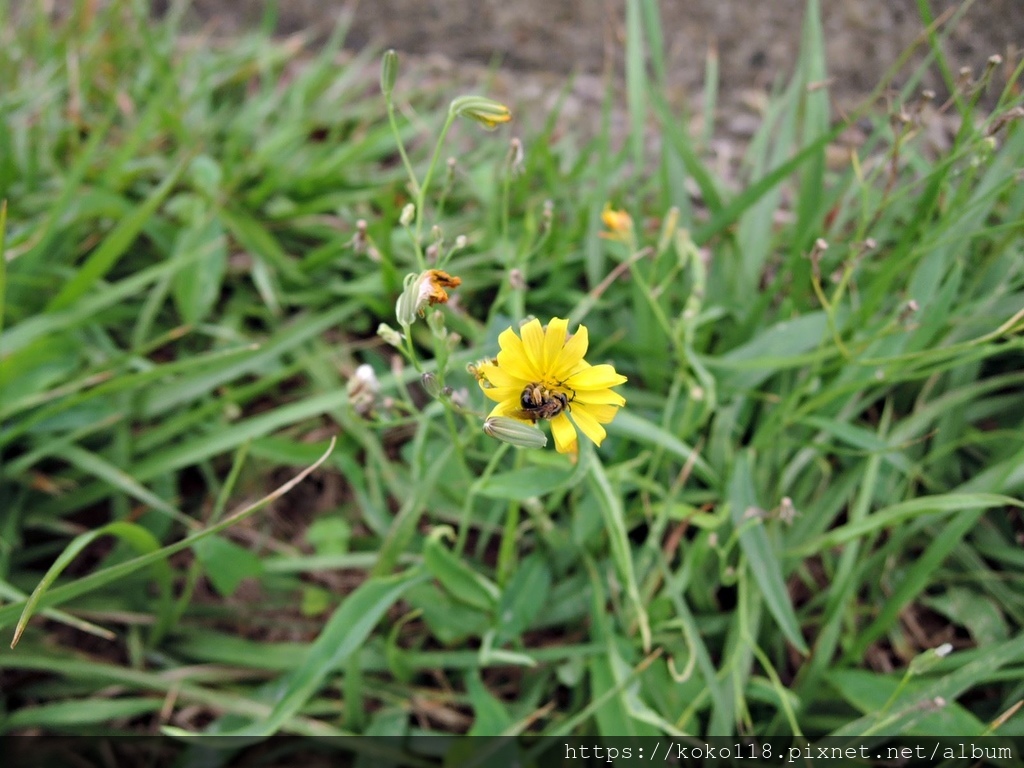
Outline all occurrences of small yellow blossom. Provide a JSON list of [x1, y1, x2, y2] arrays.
[[599, 204, 634, 243], [475, 318, 627, 457]]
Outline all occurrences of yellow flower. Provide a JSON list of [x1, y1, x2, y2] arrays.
[[475, 318, 627, 456], [600, 204, 634, 243]]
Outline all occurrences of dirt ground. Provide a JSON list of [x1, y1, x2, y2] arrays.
[[178, 0, 1020, 110]]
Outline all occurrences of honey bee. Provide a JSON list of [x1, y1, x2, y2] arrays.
[[516, 383, 573, 422]]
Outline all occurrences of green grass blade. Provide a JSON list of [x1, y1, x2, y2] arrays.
[[729, 451, 808, 654], [46, 157, 189, 312], [216, 567, 427, 739]]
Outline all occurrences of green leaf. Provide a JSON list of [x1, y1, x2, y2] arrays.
[[830, 634, 1024, 737], [406, 583, 490, 645], [216, 568, 427, 738], [0, 336, 82, 410], [465, 669, 513, 736], [475, 465, 576, 501], [171, 215, 227, 324], [495, 552, 552, 644], [11, 521, 173, 648], [586, 443, 650, 651], [423, 526, 500, 612], [193, 536, 263, 597], [306, 517, 352, 556], [826, 668, 985, 737], [607, 410, 718, 486], [730, 451, 808, 654], [47, 157, 188, 312], [795, 493, 1024, 554], [2, 698, 162, 729], [921, 588, 1008, 646], [1, 442, 336, 633]]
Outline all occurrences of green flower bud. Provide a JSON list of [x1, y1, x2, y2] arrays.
[[380, 49, 398, 97], [377, 322, 404, 347], [421, 372, 442, 398], [399, 202, 415, 227], [909, 643, 953, 675], [483, 417, 548, 449], [427, 309, 447, 339], [450, 95, 512, 130]]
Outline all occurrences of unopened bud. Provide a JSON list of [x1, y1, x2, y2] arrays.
[[483, 417, 548, 449], [347, 364, 381, 417], [449, 387, 468, 408], [542, 199, 554, 232], [377, 322, 404, 347], [395, 272, 420, 327], [421, 372, 442, 398], [380, 49, 398, 97], [450, 95, 512, 130], [351, 218, 369, 254], [427, 309, 447, 338], [909, 644, 953, 675], [399, 203, 415, 227], [657, 207, 680, 255], [507, 137, 525, 175]]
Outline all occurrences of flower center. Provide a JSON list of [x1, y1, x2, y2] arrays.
[[517, 382, 573, 422]]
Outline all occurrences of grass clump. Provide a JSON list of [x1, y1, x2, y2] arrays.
[[2, 0, 1024, 755]]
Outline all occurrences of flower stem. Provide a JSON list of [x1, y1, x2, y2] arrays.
[[496, 449, 525, 586], [415, 110, 457, 247], [384, 94, 420, 200]]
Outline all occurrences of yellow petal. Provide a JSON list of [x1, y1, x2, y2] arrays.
[[552, 324, 589, 382], [571, 406, 607, 446], [489, 400, 531, 422], [497, 326, 540, 381], [480, 362, 527, 389], [549, 412, 578, 455], [483, 385, 523, 403], [566, 364, 627, 390], [518, 318, 545, 377], [543, 317, 569, 372], [571, 388, 626, 407], [575, 401, 621, 424]]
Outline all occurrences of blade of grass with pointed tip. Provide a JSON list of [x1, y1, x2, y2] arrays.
[[47, 157, 189, 312], [730, 451, 808, 654], [11, 521, 172, 648], [219, 567, 427, 739], [586, 441, 650, 652], [2, 440, 335, 634]]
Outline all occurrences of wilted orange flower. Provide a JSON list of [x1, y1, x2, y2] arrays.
[[419, 270, 461, 309]]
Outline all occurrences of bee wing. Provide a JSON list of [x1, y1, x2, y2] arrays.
[[512, 409, 540, 423]]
